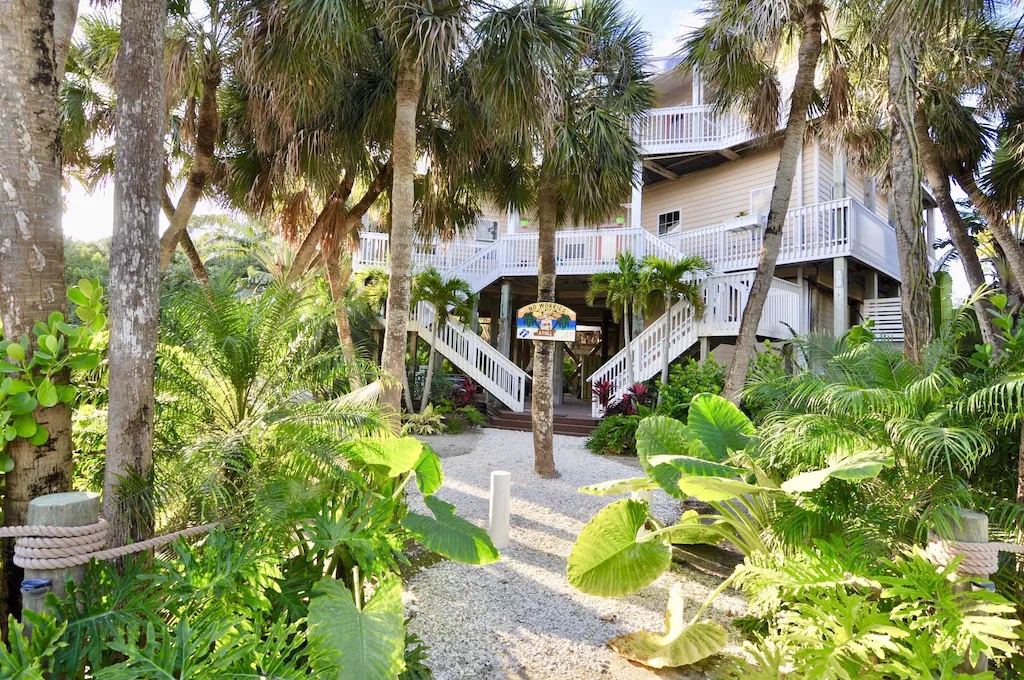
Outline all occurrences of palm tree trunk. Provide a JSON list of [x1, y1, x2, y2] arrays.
[[623, 304, 636, 387], [420, 327, 438, 413], [380, 51, 422, 430], [915, 108, 999, 348], [407, 331, 419, 412], [179, 229, 210, 284], [659, 292, 672, 405], [531, 178, 559, 478], [0, 0, 75, 622], [722, 6, 823, 403], [887, 38, 933, 363], [326, 256, 362, 388], [954, 170, 1024, 292], [158, 58, 221, 270], [103, 0, 167, 549]]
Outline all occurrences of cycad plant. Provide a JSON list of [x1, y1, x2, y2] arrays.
[[411, 268, 475, 412], [588, 252, 646, 388], [640, 255, 712, 403]]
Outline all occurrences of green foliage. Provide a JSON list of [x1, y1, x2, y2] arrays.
[[402, 406, 446, 436], [0, 611, 68, 678], [402, 496, 500, 566], [0, 279, 105, 472], [731, 538, 1022, 678], [585, 413, 641, 456], [657, 356, 725, 420]]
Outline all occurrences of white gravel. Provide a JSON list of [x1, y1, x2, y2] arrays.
[[406, 429, 747, 680]]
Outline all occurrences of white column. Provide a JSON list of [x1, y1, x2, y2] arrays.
[[833, 256, 849, 336], [865, 270, 878, 300], [488, 471, 511, 550], [699, 336, 710, 363], [692, 66, 702, 105], [497, 280, 513, 359], [630, 162, 643, 229]]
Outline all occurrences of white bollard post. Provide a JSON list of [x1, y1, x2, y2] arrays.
[[489, 471, 511, 550]]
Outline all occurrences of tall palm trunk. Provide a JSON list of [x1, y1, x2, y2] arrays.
[[722, 6, 822, 403], [404, 331, 418, 413], [887, 38, 933, 363], [914, 109, 999, 348], [954, 170, 1024, 292], [623, 303, 636, 386], [658, 292, 672, 405], [380, 52, 422, 431], [326, 256, 362, 388], [158, 58, 222, 270], [420, 326, 439, 413], [531, 178, 559, 478], [0, 0, 74, 621], [103, 0, 167, 549]]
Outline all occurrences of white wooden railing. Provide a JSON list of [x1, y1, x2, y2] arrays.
[[357, 234, 492, 273], [637, 105, 753, 155], [588, 272, 805, 416], [410, 301, 527, 412], [862, 298, 904, 341]]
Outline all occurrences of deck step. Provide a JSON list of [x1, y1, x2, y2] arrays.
[[486, 406, 599, 437]]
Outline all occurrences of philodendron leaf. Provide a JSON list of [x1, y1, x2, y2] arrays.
[[579, 477, 661, 496], [402, 495, 499, 565], [780, 450, 894, 494], [608, 584, 728, 668], [413, 444, 444, 496], [357, 436, 423, 477], [686, 393, 755, 460], [567, 499, 671, 597], [647, 455, 745, 500], [308, 577, 405, 680], [676, 476, 774, 503]]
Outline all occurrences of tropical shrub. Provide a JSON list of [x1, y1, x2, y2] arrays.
[[730, 537, 1021, 678], [657, 356, 725, 420], [403, 405, 447, 435], [436, 403, 486, 434], [585, 414, 641, 456]]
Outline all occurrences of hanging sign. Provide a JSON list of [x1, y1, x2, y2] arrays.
[[516, 302, 577, 342]]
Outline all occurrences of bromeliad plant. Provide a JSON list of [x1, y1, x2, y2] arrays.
[[566, 393, 893, 669], [0, 278, 105, 471]]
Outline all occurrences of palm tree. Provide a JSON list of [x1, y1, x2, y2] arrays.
[[588, 252, 647, 389], [102, 0, 168, 549], [683, 0, 829, 402], [411, 268, 475, 412], [474, 0, 652, 477], [640, 255, 712, 403]]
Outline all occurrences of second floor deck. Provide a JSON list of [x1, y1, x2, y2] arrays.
[[354, 197, 899, 292]]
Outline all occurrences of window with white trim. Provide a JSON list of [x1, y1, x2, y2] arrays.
[[750, 187, 772, 216], [657, 209, 681, 235]]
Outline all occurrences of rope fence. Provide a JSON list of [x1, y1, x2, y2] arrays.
[[925, 539, 1024, 578], [0, 521, 219, 570]]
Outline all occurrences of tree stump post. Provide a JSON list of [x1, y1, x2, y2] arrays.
[[21, 492, 101, 616], [948, 508, 989, 675]]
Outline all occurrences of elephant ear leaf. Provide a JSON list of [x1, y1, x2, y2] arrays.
[[686, 393, 755, 461], [402, 495, 499, 565], [781, 450, 894, 494], [567, 499, 671, 597], [579, 477, 661, 496], [357, 436, 423, 477], [608, 584, 727, 668], [413, 444, 444, 496], [308, 577, 405, 680], [636, 416, 710, 477]]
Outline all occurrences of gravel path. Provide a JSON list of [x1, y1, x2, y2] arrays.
[[406, 429, 746, 680]]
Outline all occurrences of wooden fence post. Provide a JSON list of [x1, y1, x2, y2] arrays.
[[950, 508, 989, 675], [21, 492, 101, 616]]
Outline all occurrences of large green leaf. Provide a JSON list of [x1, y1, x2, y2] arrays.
[[579, 477, 660, 496], [686, 393, 755, 460], [636, 416, 709, 472], [309, 577, 405, 680], [647, 455, 745, 500], [780, 450, 894, 494], [402, 495, 499, 565], [608, 585, 727, 668], [567, 499, 671, 597], [649, 510, 722, 546], [676, 476, 774, 502], [413, 444, 444, 496], [356, 437, 423, 477]]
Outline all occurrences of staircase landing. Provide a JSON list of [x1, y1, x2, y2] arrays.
[[486, 397, 598, 437]]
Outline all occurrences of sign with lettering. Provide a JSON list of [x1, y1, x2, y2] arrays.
[[516, 303, 577, 342]]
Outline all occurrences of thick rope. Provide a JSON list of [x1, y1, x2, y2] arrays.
[[926, 538, 1024, 578], [0, 521, 219, 570]]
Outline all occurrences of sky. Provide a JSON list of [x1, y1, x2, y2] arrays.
[[62, 0, 704, 242]]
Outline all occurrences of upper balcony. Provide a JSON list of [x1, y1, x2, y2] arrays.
[[637, 105, 753, 156]]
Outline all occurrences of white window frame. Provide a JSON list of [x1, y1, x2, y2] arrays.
[[657, 209, 682, 235], [750, 186, 773, 217]]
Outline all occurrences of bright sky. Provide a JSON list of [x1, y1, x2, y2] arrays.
[[61, 0, 703, 242]]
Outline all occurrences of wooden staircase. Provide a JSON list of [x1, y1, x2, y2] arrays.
[[486, 404, 599, 438]]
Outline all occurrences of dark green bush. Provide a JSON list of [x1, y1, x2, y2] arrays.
[[656, 355, 725, 420], [585, 414, 641, 456]]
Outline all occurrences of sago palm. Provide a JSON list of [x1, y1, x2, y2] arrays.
[[640, 255, 712, 403], [588, 252, 646, 389], [410, 268, 475, 412]]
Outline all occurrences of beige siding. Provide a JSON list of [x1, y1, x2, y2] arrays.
[[818, 145, 834, 203], [640, 141, 815, 233]]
